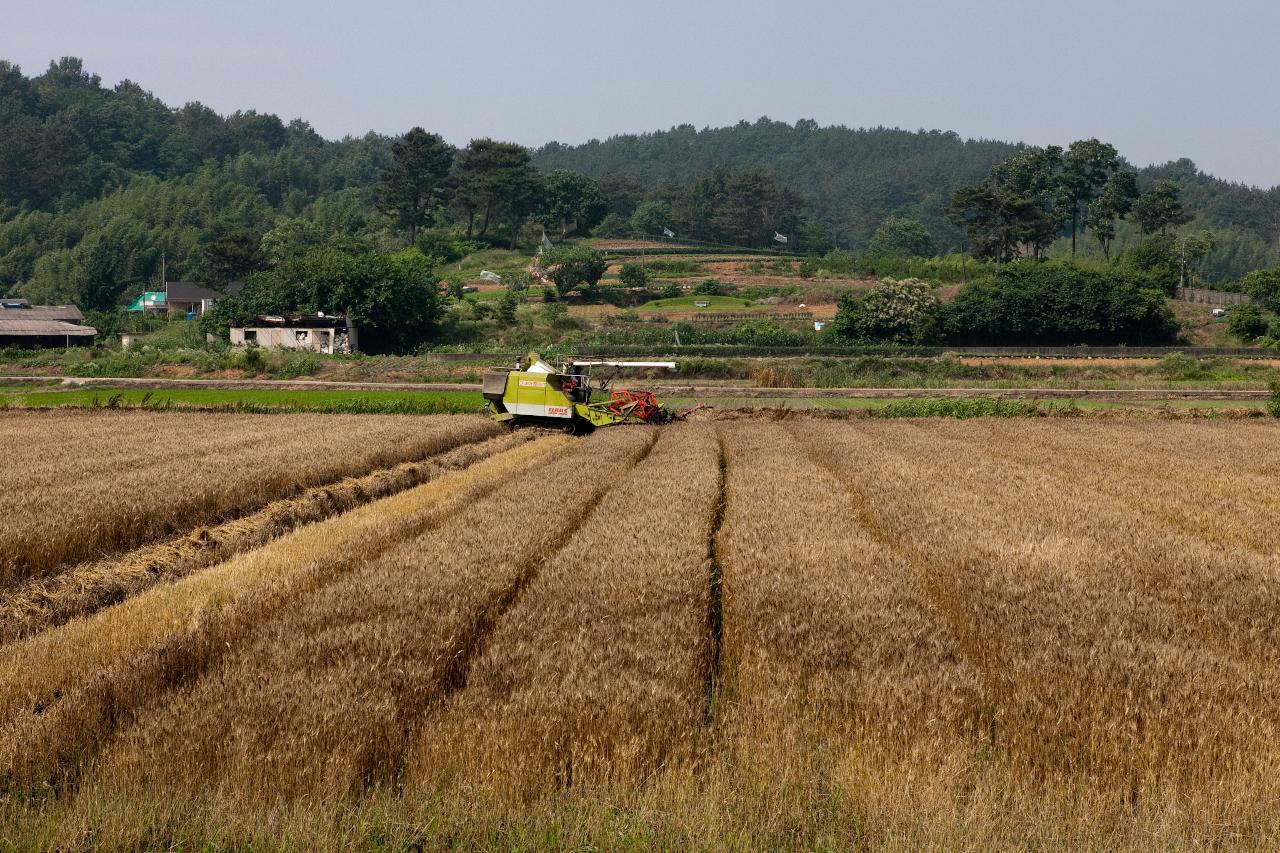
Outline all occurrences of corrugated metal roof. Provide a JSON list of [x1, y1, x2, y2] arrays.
[[0, 303, 84, 322], [0, 319, 97, 336]]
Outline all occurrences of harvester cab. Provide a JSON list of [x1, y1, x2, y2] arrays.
[[483, 351, 684, 433]]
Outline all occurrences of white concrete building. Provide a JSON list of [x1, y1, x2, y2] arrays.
[[230, 315, 356, 354]]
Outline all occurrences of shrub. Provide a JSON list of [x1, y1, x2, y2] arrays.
[[865, 216, 936, 258], [222, 344, 265, 374], [1157, 353, 1211, 381], [1123, 234, 1180, 294], [496, 290, 519, 327], [542, 302, 568, 327], [1269, 379, 1280, 418], [1227, 304, 1269, 341], [832, 277, 941, 345], [271, 354, 320, 379], [723, 319, 804, 347], [694, 278, 729, 296], [543, 247, 607, 298], [416, 230, 482, 263], [941, 260, 1178, 346], [618, 264, 651, 289], [592, 212, 631, 238], [1240, 268, 1280, 312]]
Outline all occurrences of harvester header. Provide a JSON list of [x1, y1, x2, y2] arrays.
[[483, 352, 690, 433]]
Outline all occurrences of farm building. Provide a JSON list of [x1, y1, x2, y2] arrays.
[[0, 299, 96, 347], [230, 314, 357, 354], [126, 281, 244, 318], [166, 281, 243, 318]]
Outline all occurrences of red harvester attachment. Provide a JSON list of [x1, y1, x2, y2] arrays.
[[606, 388, 666, 422]]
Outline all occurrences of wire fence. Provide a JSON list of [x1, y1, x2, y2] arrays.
[[1175, 287, 1250, 306], [689, 312, 814, 325]]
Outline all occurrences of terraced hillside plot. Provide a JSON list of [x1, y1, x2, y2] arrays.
[[4, 416, 1280, 850], [0, 410, 499, 584]]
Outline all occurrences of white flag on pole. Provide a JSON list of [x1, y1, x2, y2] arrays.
[[662, 227, 675, 238], [773, 232, 788, 244]]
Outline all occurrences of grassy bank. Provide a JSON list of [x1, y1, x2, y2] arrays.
[[0, 386, 485, 415]]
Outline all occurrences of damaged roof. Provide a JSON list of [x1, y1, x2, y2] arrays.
[[241, 314, 349, 329]]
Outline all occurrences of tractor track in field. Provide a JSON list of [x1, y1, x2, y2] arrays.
[[0, 431, 528, 644], [703, 432, 728, 725]]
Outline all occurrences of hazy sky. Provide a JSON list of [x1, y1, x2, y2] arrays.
[[5, 0, 1278, 187]]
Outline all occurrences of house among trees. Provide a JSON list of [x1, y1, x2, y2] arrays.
[[127, 282, 244, 319], [0, 299, 97, 347], [230, 314, 356, 354], [166, 281, 243, 319]]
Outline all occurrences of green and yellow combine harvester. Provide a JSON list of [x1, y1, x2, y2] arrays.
[[483, 352, 700, 433]]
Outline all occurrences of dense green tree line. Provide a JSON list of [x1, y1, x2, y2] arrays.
[[3, 56, 1280, 353], [1, 57, 822, 318], [534, 118, 1017, 251], [536, 119, 1280, 280], [202, 245, 440, 354], [832, 262, 1179, 347]]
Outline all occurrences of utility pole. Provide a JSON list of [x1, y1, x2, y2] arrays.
[[161, 249, 169, 321], [1179, 236, 1187, 290]]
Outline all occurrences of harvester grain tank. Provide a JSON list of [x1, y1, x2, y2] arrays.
[[483, 352, 687, 433]]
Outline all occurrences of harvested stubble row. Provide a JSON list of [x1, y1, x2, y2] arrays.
[[792, 420, 1280, 844], [408, 422, 724, 800], [0, 410, 501, 585], [0, 431, 534, 644], [58, 428, 656, 814], [0, 433, 572, 788]]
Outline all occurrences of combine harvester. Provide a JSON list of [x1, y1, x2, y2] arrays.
[[483, 352, 700, 433]]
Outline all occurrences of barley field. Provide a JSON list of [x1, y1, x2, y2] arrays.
[[3, 414, 1280, 850], [0, 409, 500, 585]]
